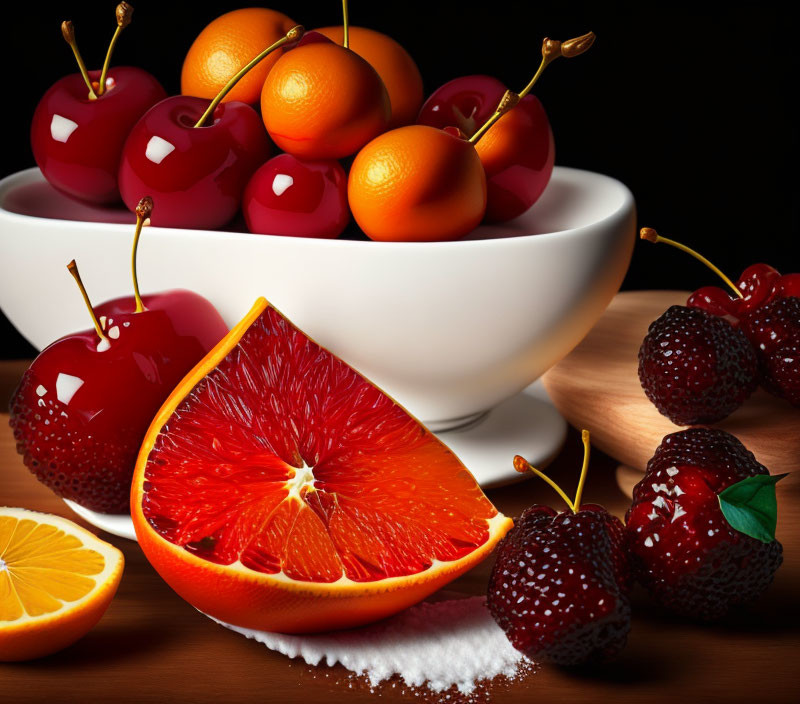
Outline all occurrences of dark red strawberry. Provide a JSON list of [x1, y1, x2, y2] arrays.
[[488, 504, 631, 666], [488, 432, 631, 666], [742, 296, 800, 406], [638, 305, 759, 425], [626, 428, 783, 621]]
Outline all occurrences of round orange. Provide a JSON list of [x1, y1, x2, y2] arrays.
[[261, 41, 390, 160], [131, 298, 512, 634], [181, 8, 297, 105], [316, 26, 424, 128], [348, 125, 487, 242]]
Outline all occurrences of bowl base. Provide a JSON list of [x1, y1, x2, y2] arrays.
[[424, 410, 489, 433], [61, 381, 566, 540], [63, 500, 138, 541], [434, 379, 567, 488]]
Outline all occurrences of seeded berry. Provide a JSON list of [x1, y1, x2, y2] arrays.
[[742, 296, 800, 406], [487, 504, 631, 666], [626, 428, 783, 620], [638, 305, 759, 425]]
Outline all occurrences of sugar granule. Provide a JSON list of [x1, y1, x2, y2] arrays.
[[209, 596, 530, 695]]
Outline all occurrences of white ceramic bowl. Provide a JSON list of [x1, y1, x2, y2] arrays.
[[0, 166, 634, 430]]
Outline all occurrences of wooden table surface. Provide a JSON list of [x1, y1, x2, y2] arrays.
[[0, 360, 798, 703]]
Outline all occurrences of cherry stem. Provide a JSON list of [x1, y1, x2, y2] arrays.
[[194, 25, 304, 128], [468, 31, 595, 145], [61, 21, 97, 100], [67, 260, 108, 342], [131, 196, 153, 313], [513, 429, 592, 513], [342, 0, 350, 49], [518, 32, 595, 99], [468, 90, 520, 144], [97, 2, 134, 97], [640, 228, 743, 299]]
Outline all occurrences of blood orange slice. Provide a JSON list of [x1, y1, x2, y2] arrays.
[[131, 298, 512, 633]]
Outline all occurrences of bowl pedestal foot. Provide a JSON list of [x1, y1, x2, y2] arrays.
[[433, 379, 567, 488]]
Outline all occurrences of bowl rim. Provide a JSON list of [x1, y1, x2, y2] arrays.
[[0, 165, 634, 250]]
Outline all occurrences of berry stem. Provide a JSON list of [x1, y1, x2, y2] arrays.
[[468, 30, 595, 145], [131, 196, 153, 313], [61, 21, 97, 100], [573, 429, 591, 512], [194, 25, 305, 128], [67, 260, 108, 342], [513, 429, 592, 513], [640, 228, 743, 299], [342, 0, 350, 49], [97, 2, 134, 96], [513, 455, 576, 511]]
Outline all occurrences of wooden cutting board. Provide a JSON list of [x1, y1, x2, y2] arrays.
[[542, 290, 800, 487]]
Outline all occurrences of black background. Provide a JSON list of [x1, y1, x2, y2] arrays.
[[1, 1, 797, 358]]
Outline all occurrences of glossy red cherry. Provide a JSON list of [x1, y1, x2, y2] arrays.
[[640, 229, 780, 324], [418, 75, 506, 136], [93, 289, 227, 355], [31, 11, 166, 204], [118, 96, 270, 229], [735, 264, 782, 309], [418, 75, 553, 223], [8, 199, 229, 514], [773, 274, 800, 299], [118, 25, 303, 229], [417, 33, 594, 223], [243, 154, 349, 238], [686, 262, 789, 322], [685, 285, 742, 323], [9, 295, 226, 514]]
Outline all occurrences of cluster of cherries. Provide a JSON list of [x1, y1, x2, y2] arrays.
[[31, 1, 594, 241], [488, 428, 783, 666], [9, 199, 228, 514], [638, 228, 800, 425]]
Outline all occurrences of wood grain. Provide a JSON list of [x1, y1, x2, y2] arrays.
[[1, 360, 798, 703], [543, 291, 800, 482]]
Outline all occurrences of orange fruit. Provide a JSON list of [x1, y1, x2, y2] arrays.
[[260, 41, 390, 160], [182, 8, 297, 105], [348, 125, 487, 242], [316, 26, 424, 128], [0, 507, 124, 661], [131, 298, 512, 634]]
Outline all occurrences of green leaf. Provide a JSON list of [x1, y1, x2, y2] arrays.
[[718, 474, 787, 543]]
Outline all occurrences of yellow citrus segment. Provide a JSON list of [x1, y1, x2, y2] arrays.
[[0, 508, 124, 661], [0, 572, 23, 621]]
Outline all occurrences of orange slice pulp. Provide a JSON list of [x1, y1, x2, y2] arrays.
[[0, 507, 124, 661], [131, 298, 512, 633]]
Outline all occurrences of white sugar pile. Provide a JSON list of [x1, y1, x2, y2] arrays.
[[210, 596, 531, 695]]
